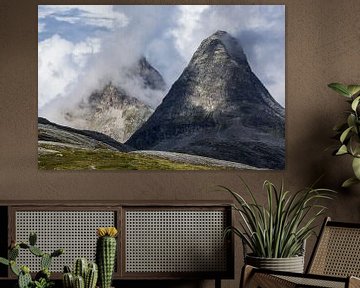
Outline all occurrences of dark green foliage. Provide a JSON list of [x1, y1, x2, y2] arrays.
[[9, 247, 19, 260], [19, 243, 30, 249], [50, 248, 63, 258], [329, 83, 360, 187], [35, 268, 50, 281], [96, 236, 116, 288], [29, 233, 37, 246], [32, 278, 55, 288]]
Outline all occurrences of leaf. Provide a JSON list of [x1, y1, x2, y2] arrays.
[[0, 257, 9, 266], [342, 177, 360, 188], [352, 157, 360, 179], [328, 83, 350, 97], [336, 144, 348, 155], [347, 85, 360, 97], [347, 114, 356, 128], [333, 122, 348, 132], [340, 126, 353, 143], [351, 96, 360, 111]]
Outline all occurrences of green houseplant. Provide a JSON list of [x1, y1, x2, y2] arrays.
[[328, 83, 360, 187], [222, 179, 334, 272]]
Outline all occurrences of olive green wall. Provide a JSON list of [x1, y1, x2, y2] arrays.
[[1, 0, 360, 287]]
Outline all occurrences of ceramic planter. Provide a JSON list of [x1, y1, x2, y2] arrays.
[[245, 254, 305, 273]]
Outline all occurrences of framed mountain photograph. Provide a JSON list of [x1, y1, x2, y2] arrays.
[[38, 5, 285, 170]]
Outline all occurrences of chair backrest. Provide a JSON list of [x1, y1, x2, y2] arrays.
[[307, 217, 360, 277]]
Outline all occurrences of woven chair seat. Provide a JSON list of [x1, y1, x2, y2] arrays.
[[241, 218, 360, 288]]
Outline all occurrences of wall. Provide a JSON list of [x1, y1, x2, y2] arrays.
[[0, 0, 360, 287]]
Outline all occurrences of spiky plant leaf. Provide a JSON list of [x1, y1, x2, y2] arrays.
[[222, 178, 335, 258]]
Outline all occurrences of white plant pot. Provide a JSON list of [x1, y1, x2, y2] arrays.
[[245, 254, 305, 273]]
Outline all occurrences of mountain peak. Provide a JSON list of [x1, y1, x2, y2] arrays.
[[127, 31, 285, 169], [194, 30, 247, 64]]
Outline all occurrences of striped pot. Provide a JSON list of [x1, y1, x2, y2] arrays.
[[245, 254, 305, 273]]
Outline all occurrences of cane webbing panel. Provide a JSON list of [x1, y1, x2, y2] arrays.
[[15, 211, 115, 272], [125, 210, 227, 273], [309, 226, 360, 277], [277, 275, 345, 288]]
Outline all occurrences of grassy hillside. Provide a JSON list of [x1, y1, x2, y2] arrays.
[[38, 144, 227, 170]]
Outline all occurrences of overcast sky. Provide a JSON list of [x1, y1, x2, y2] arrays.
[[38, 5, 285, 118]]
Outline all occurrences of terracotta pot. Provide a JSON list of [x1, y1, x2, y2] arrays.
[[245, 254, 304, 273]]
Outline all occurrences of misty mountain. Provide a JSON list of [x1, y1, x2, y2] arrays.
[[65, 57, 166, 143], [127, 31, 285, 169]]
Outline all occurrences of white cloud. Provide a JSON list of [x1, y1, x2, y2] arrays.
[[38, 22, 46, 33], [38, 5, 129, 30], [38, 35, 101, 108], [170, 5, 209, 60], [39, 5, 285, 124], [169, 5, 285, 106]]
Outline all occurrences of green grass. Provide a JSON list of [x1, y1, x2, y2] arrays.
[[38, 144, 226, 170]]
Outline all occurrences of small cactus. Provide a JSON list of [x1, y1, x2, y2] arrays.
[[41, 253, 52, 270], [96, 227, 118, 288], [0, 232, 63, 288], [63, 272, 74, 288], [18, 268, 32, 288], [74, 275, 85, 288], [63, 260, 98, 288], [85, 263, 98, 288], [9, 246, 19, 260], [74, 258, 88, 279], [29, 245, 44, 257]]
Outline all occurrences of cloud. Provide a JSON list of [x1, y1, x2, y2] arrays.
[[169, 5, 285, 106], [38, 5, 285, 125], [38, 35, 101, 108], [38, 5, 129, 31]]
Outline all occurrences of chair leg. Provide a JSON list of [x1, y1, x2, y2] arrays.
[[240, 265, 255, 288], [240, 265, 296, 288]]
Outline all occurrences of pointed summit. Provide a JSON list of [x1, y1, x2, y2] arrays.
[[195, 30, 247, 64], [127, 31, 285, 169]]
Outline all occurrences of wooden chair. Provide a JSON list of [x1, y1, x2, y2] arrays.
[[241, 217, 360, 288]]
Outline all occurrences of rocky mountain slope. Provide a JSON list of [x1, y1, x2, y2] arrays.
[[65, 57, 166, 143], [127, 31, 285, 169], [38, 117, 130, 152]]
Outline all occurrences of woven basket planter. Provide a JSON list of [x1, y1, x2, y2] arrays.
[[245, 254, 305, 273]]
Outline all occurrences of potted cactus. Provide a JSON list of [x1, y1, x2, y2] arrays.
[[62, 258, 98, 288], [96, 227, 118, 288], [0, 232, 64, 288]]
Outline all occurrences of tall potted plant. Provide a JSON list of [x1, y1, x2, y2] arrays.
[[328, 83, 360, 187], [222, 179, 334, 273]]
